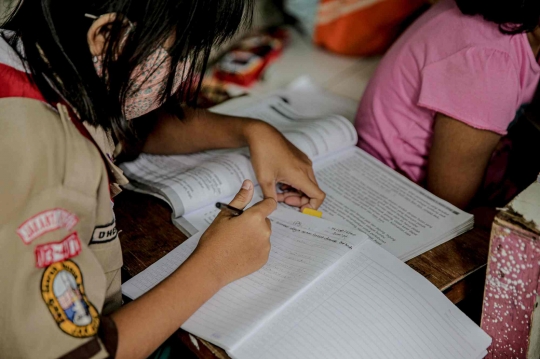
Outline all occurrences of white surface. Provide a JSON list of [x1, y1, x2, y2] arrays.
[[123, 208, 490, 359], [220, 28, 380, 104], [325, 57, 381, 100], [212, 76, 360, 122]]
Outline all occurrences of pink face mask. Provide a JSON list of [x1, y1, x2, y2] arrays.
[[93, 47, 181, 120]]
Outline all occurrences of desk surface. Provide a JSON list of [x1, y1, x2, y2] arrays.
[[115, 190, 490, 359]]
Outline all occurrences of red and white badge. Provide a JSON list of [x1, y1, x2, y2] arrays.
[[17, 208, 79, 245], [35, 232, 82, 268]]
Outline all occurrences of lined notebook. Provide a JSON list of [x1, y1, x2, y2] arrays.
[[121, 93, 473, 262], [123, 208, 491, 359]]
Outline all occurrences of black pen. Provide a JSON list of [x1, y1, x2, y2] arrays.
[[215, 202, 244, 216]]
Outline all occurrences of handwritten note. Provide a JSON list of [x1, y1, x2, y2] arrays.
[[123, 208, 363, 349]]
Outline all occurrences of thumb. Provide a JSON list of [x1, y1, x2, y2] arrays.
[[249, 197, 278, 218], [228, 180, 254, 210]]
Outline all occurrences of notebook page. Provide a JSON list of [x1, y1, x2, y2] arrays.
[[122, 233, 199, 300], [233, 240, 491, 359], [122, 208, 366, 350], [314, 147, 473, 261]]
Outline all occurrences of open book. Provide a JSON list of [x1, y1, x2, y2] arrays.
[[122, 208, 490, 359], [120, 93, 473, 262]]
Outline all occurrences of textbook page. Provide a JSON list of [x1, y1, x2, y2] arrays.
[[314, 147, 473, 261], [230, 95, 358, 160], [122, 208, 367, 351], [233, 237, 491, 359], [120, 152, 256, 218], [178, 147, 472, 261]]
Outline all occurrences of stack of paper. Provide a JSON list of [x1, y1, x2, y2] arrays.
[[312, 147, 475, 261]]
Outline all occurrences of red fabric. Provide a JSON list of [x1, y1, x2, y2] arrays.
[[0, 63, 45, 101]]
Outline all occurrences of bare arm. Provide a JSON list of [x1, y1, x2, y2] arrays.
[[111, 182, 276, 359], [111, 252, 221, 359], [141, 106, 256, 155], [427, 113, 501, 209], [136, 106, 326, 209]]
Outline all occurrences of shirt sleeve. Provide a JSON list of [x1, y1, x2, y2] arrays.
[[418, 47, 521, 135], [0, 99, 117, 359]]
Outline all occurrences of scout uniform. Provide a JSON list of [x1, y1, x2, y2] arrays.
[[0, 33, 129, 358]]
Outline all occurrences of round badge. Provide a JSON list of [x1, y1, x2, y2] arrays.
[[41, 260, 100, 338]]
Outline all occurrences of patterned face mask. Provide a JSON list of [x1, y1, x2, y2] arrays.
[[93, 47, 181, 120], [86, 13, 181, 120]]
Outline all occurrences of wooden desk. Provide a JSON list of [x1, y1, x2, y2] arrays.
[[115, 190, 490, 359]]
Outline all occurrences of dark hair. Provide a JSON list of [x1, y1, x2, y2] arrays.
[[455, 0, 540, 34], [2, 0, 252, 149]]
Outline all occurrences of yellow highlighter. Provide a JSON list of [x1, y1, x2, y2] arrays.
[[301, 208, 323, 218]]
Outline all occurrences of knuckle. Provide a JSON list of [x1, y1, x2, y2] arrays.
[[246, 215, 259, 225], [250, 210, 263, 219], [266, 198, 277, 209]]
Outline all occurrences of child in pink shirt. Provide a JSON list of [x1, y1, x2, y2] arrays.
[[356, 0, 540, 209]]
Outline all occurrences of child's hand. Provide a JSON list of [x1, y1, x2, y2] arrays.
[[245, 121, 326, 210], [192, 180, 276, 287]]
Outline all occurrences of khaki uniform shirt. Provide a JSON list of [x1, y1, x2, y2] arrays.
[[0, 98, 126, 358]]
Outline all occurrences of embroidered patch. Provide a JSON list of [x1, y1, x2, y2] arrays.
[[17, 209, 79, 245], [35, 232, 82, 268], [41, 260, 100, 338], [90, 220, 118, 244]]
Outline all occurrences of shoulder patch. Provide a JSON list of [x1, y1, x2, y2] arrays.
[[35, 232, 82, 268], [17, 208, 79, 245], [90, 220, 118, 244], [41, 260, 100, 338]]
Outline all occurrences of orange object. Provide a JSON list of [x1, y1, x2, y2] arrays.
[[213, 29, 288, 87], [314, 0, 428, 56]]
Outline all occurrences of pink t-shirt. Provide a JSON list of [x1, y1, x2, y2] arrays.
[[355, 0, 540, 185]]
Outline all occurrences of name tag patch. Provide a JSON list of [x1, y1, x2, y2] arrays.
[[17, 208, 79, 245], [35, 232, 82, 268], [90, 220, 118, 244]]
